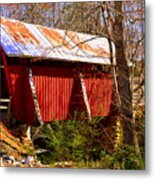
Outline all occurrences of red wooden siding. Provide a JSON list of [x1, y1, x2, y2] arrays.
[[32, 67, 113, 122], [9, 66, 35, 125], [32, 67, 74, 122], [6, 65, 113, 125], [84, 74, 113, 117]]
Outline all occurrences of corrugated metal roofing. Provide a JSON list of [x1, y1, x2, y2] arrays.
[[0, 17, 115, 65]]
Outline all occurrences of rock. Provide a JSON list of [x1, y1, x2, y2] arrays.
[[12, 161, 22, 166], [1, 152, 45, 167], [2, 154, 15, 163], [0, 158, 4, 167], [22, 156, 34, 165]]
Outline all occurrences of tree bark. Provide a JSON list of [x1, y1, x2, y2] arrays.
[[113, 2, 134, 145]]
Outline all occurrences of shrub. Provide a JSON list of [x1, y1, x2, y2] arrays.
[[33, 118, 144, 169]]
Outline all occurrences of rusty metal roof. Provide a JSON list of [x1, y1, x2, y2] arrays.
[[0, 17, 115, 65]]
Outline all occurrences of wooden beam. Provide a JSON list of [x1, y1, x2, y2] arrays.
[[0, 98, 10, 102], [79, 72, 92, 121], [1, 51, 12, 121], [1, 51, 12, 96], [28, 68, 43, 126]]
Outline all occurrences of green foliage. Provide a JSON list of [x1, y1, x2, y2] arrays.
[[34, 118, 144, 169], [76, 145, 144, 169], [36, 118, 103, 163], [108, 145, 145, 169]]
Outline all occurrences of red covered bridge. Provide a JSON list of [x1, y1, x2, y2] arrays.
[[0, 17, 115, 125]]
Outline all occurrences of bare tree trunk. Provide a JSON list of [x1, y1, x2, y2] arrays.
[[113, 2, 134, 145]]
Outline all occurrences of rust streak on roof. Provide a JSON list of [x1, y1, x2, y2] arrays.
[[67, 31, 95, 52], [0, 17, 115, 65], [38, 26, 72, 50], [67, 31, 110, 58], [1, 18, 40, 45]]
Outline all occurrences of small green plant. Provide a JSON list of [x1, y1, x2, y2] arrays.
[[102, 145, 145, 170], [34, 117, 144, 169]]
